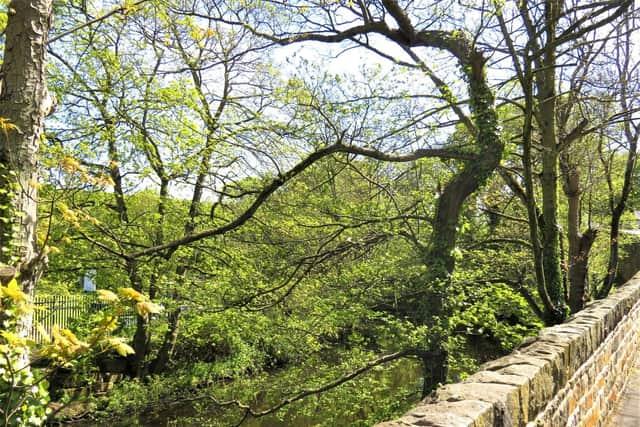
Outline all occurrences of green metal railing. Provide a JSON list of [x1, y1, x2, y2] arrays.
[[29, 294, 135, 343]]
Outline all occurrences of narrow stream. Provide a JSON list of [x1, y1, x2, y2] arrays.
[[79, 358, 422, 427]]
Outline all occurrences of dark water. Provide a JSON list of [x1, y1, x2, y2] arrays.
[[82, 358, 422, 427]]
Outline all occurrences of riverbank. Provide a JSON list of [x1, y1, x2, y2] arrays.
[[53, 352, 422, 427]]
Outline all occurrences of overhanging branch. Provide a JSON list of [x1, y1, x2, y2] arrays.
[[128, 143, 474, 259]]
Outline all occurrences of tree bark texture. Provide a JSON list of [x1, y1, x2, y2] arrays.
[[535, 0, 566, 321], [599, 190, 634, 298], [560, 152, 596, 312], [150, 307, 181, 374], [0, 1, 53, 305]]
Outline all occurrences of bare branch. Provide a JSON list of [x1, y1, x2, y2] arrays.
[[48, 0, 151, 44]]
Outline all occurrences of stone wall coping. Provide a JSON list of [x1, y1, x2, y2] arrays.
[[375, 273, 640, 427]]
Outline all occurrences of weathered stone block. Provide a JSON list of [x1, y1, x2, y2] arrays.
[[464, 370, 531, 422], [389, 400, 494, 427], [433, 382, 521, 426], [495, 363, 554, 416]]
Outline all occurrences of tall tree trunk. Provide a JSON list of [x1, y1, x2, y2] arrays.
[[560, 153, 597, 312], [598, 15, 639, 299], [150, 41, 230, 373], [412, 45, 502, 396], [0, 0, 54, 335], [535, 0, 566, 322], [599, 149, 637, 298]]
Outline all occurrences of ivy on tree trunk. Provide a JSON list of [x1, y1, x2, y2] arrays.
[[0, 0, 54, 335]]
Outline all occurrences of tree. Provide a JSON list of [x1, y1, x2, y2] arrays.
[[597, 10, 640, 298], [494, 0, 633, 319], [15, 0, 639, 423], [163, 0, 504, 395], [44, 0, 504, 393], [0, 1, 54, 333]]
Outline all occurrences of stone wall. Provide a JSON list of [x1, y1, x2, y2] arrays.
[[376, 273, 640, 427]]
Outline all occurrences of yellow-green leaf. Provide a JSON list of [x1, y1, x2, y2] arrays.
[[107, 337, 135, 356], [1, 279, 28, 303], [136, 301, 162, 316], [1, 330, 27, 347], [118, 287, 145, 302], [35, 323, 51, 343], [97, 289, 119, 303]]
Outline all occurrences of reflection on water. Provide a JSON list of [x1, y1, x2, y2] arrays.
[[78, 358, 422, 427]]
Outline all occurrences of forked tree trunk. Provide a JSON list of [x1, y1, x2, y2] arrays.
[[0, 0, 54, 335], [560, 153, 597, 312], [150, 306, 181, 374], [409, 36, 503, 396]]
